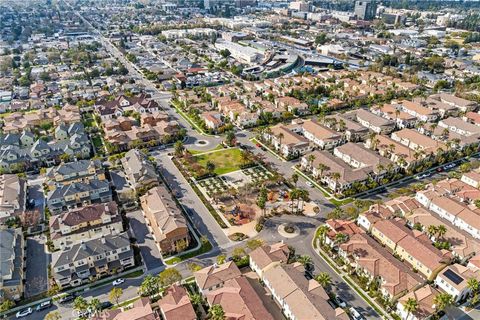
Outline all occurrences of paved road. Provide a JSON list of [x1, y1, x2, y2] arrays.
[[24, 235, 49, 298]]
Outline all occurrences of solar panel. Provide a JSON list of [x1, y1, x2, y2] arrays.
[[443, 269, 464, 285]]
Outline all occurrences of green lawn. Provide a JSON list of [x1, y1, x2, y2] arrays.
[[194, 148, 244, 175], [164, 240, 213, 265], [92, 136, 103, 148], [188, 144, 224, 155]]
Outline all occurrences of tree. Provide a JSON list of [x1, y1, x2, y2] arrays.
[[190, 292, 204, 309], [216, 254, 227, 264], [89, 298, 101, 315], [225, 131, 235, 146], [138, 274, 160, 297], [220, 49, 230, 59], [109, 287, 123, 306], [206, 161, 216, 175], [209, 304, 225, 320], [297, 255, 313, 267], [158, 268, 182, 287], [291, 173, 299, 187], [45, 311, 62, 320], [468, 278, 479, 296], [315, 33, 328, 45], [246, 238, 264, 251], [316, 225, 330, 245], [232, 247, 246, 261], [315, 272, 332, 288], [427, 225, 438, 238], [73, 296, 89, 312], [0, 299, 14, 312], [404, 297, 418, 319], [433, 293, 453, 312], [174, 141, 184, 157], [317, 163, 329, 178], [437, 225, 447, 240]]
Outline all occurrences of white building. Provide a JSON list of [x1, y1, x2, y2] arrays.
[[215, 40, 261, 64]]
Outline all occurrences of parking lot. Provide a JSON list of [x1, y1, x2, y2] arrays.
[[126, 210, 164, 271]]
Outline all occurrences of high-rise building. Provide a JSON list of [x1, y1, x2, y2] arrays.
[[289, 1, 311, 13], [354, 0, 377, 21], [235, 0, 257, 8]]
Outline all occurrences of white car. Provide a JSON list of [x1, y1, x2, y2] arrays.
[[112, 278, 125, 286], [306, 181, 313, 187], [16, 308, 32, 318]]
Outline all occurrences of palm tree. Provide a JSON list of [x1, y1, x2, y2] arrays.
[[315, 272, 332, 288], [277, 132, 284, 150], [307, 154, 316, 168], [404, 297, 418, 320], [467, 278, 479, 297], [206, 160, 216, 175], [89, 298, 101, 316], [291, 173, 299, 187], [297, 255, 313, 267], [334, 233, 349, 244], [209, 304, 225, 320], [427, 225, 438, 238], [330, 172, 341, 191], [190, 293, 204, 310], [434, 293, 453, 313], [437, 225, 447, 240], [316, 225, 330, 245], [317, 163, 330, 178], [240, 150, 250, 166]]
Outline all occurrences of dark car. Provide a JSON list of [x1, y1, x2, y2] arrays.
[[35, 300, 52, 311], [100, 301, 113, 310], [58, 293, 76, 304]]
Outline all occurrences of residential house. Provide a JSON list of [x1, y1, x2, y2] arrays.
[[92, 297, 160, 320], [396, 285, 440, 320], [276, 96, 309, 115], [194, 261, 242, 293], [461, 170, 480, 189], [249, 242, 290, 278], [204, 276, 275, 320], [47, 179, 112, 214], [202, 112, 223, 131], [397, 100, 439, 123], [0, 228, 24, 301], [430, 93, 477, 113], [158, 284, 196, 320], [51, 232, 134, 289], [434, 264, 479, 303], [49, 202, 123, 250], [391, 129, 446, 156], [438, 117, 480, 137], [140, 186, 190, 254], [372, 104, 417, 129], [121, 149, 159, 194], [0, 175, 26, 223], [322, 114, 369, 142]]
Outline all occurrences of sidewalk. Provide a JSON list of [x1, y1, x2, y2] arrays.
[[312, 238, 392, 320]]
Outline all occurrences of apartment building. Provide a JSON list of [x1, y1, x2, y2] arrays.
[[49, 201, 123, 250], [397, 100, 439, 122], [355, 109, 395, 134], [461, 170, 480, 189], [322, 114, 369, 142], [121, 149, 159, 194], [438, 117, 480, 137], [140, 186, 190, 254], [0, 228, 24, 301], [301, 119, 343, 150], [47, 179, 112, 214], [52, 232, 134, 289], [372, 103, 417, 129], [249, 242, 290, 278], [430, 93, 477, 113], [0, 174, 26, 223]]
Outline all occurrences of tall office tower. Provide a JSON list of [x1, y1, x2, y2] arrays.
[[354, 0, 377, 21]]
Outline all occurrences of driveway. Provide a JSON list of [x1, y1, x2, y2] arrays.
[[126, 210, 163, 271], [25, 235, 49, 297]]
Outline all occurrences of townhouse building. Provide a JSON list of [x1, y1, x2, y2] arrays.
[[45, 159, 105, 190], [140, 186, 190, 254], [322, 114, 369, 142], [333, 142, 395, 176], [391, 128, 446, 155], [49, 201, 123, 250], [47, 179, 112, 214], [51, 232, 134, 289], [0, 174, 27, 223], [158, 285, 196, 320], [396, 285, 440, 320], [430, 93, 477, 113], [0, 228, 24, 301], [194, 261, 242, 294], [264, 124, 311, 158], [355, 109, 396, 134], [121, 149, 159, 194], [301, 119, 343, 150], [397, 100, 439, 123]]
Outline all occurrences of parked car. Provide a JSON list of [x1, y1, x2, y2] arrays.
[[349, 307, 365, 320], [335, 296, 347, 308], [16, 308, 32, 318], [444, 163, 456, 170], [112, 278, 125, 286], [58, 293, 76, 304], [100, 301, 113, 310], [306, 181, 313, 187], [35, 300, 52, 311]]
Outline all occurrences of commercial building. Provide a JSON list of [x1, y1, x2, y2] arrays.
[[214, 40, 261, 64], [354, 0, 377, 20]]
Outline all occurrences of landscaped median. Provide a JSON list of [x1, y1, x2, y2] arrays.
[[311, 232, 392, 320]]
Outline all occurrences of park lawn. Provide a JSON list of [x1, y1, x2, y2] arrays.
[[188, 144, 224, 155], [194, 148, 243, 175]]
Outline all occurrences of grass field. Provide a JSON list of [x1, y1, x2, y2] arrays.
[[194, 148, 244, 175], [188, 144, 224, 155]]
